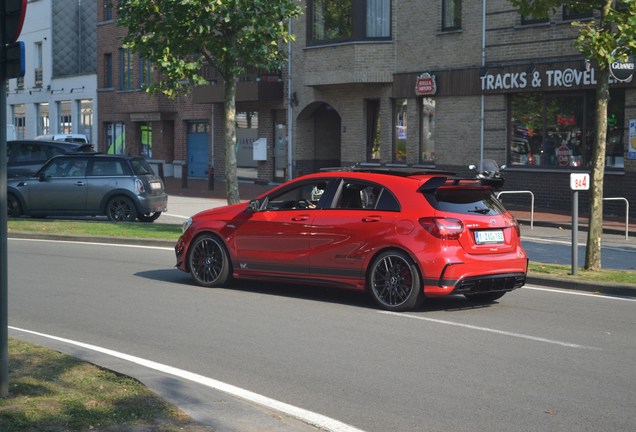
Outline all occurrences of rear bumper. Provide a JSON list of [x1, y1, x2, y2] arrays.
[[421, 256, 528, 297], [138, 193, 168, 213]]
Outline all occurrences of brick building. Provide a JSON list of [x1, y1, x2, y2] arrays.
[[98, 0, 289, 183], [290, 0, 636, 216]]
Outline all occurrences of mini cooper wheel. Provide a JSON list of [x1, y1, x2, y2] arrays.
[[106, 196, 137, 222], [188, 234, 232, 287], [7, 194, 22, 217], [464, 292, 507, 303], [137, 212, 162, 222], [368, 250, 423, 311]]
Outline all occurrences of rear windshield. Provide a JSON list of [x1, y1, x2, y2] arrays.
[[426, 187, 506, 216], [131, 158, 155, 175]]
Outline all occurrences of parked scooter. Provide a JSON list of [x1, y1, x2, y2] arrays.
[[469, 159, 506, 189]]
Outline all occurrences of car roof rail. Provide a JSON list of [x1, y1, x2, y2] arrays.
[[320, 163, 456, 177]]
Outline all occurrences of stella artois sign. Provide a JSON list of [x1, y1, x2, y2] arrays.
[[415, 72, 437, 96]]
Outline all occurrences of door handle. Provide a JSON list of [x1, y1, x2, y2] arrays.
[[291, 215, 309, 221], [362, 215, 382, 222], [75, 181, 86, 187]]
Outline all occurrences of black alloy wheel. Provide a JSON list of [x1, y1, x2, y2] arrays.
[[106, 196, 137, 222], [188, 233, 232, 287], [368, 250, 423, 311]]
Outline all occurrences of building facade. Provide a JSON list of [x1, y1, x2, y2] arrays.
[[290, 0, 636, 216], [98, 1, 289, 183], [5, 0, 98, 143]]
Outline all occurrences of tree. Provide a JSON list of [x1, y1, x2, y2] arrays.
[[116, 0, 301, 204], [509, 0, 636, 270]]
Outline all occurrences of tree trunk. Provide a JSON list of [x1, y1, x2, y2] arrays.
[[224, 76, 240, 205], [584, 67, 609, 271]]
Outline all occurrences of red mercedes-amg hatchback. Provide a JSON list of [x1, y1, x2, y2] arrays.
[[175, 166, 528, 311]]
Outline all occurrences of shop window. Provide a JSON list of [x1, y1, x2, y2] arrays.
[[509, 90, 625, 170], [140, 123, 152, 158], [59, 101, 72, 134], [309, 0, 391, 45], [80, 100, 93, 141], [37, 102, 49, 136], [442, 0, 462, 32], [106, 122, 126, 154], [393, 99, 407, 163], [420, 97, 435, 163], [366, 99, 381, 161]]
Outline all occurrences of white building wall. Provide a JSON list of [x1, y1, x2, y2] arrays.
[[5, 0, 98, 143]]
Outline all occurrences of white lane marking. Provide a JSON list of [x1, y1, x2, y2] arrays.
[[163, 212, 190, 220], [525, 285, 636, 301], [9, 237, 173, 251], [378, 312, 601, 350], [9, 326, 365, 432], [523, 237, 636, 253]]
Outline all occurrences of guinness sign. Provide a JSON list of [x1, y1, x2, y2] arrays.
[[609, 55, 635, 83]]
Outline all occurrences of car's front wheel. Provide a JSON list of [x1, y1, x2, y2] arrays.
[[138, 212, 161, 222], [188, 233, 232, 287], [7, 194, 22, 217], [106, 196, 137, 222], [368, 250, 423, 311]]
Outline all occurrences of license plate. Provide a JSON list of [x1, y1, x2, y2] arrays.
[[475, 230, 504, 244], [149, 181, 162, 191]]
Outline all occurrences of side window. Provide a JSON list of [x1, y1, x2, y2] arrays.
[[66, 159, 87, 177], [91, 160, 123, 176], [265, 180, 329, 210], [47, 145, 69, 158], [42, 158, 71, 177], [334, 181, 385, 210]]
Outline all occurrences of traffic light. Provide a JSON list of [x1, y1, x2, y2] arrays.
[[1, 0, 27, 80]]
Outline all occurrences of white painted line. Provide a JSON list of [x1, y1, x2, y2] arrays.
[[163, 212, 190, 220], [378, 312, 601, 350], [525, 285, 636, 301], [9, 326, 366, 432], [9, 237, 173, 251]]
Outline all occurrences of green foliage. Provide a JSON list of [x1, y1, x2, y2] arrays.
[[116, 0, 302, 98]]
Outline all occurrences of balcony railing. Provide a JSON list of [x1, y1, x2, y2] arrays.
[[200, 64, 282, 84], [34, 68, 43, 87]]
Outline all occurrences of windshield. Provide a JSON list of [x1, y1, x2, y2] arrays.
[[131, 158, 155, 175], [426, 187, 506, 216]]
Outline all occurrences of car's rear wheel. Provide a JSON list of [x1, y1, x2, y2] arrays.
[[464, 292, 507, 303], [106, 196, 137, 222], [188, 233, 232, 287], [137, 212, 161, 222], [368, 250, 423, 311], [7, 194, 22, 217]]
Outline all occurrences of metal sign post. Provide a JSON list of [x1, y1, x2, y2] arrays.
[[570, 173, 590, 275], [1, 0, 28, 398]]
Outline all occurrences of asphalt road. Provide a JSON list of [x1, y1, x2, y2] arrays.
[[7, 238, 636, 432]]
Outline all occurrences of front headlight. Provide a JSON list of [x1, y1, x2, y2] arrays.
[[181, 217, 193, 234]]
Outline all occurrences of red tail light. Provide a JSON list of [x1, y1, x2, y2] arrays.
[[419, 217, 464, 240], [512, 217, 521, 238]]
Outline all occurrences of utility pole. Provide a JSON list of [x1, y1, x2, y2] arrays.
[[1, 0, 27, 398]]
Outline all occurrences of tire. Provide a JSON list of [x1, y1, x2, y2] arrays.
[[188, 233, 232, 287], [368, 250, 423, 311], [137, 212, 162, 222], [7, 194, 22, 217], [464, 292, 507, 303], [106, 196, 138, 222]]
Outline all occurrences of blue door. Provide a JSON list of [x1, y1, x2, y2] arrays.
[[187, 132, 209, 178]]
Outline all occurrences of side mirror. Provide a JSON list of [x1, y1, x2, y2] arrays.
[[248, 199, 261, 212], [38, 173, 46, 182]]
